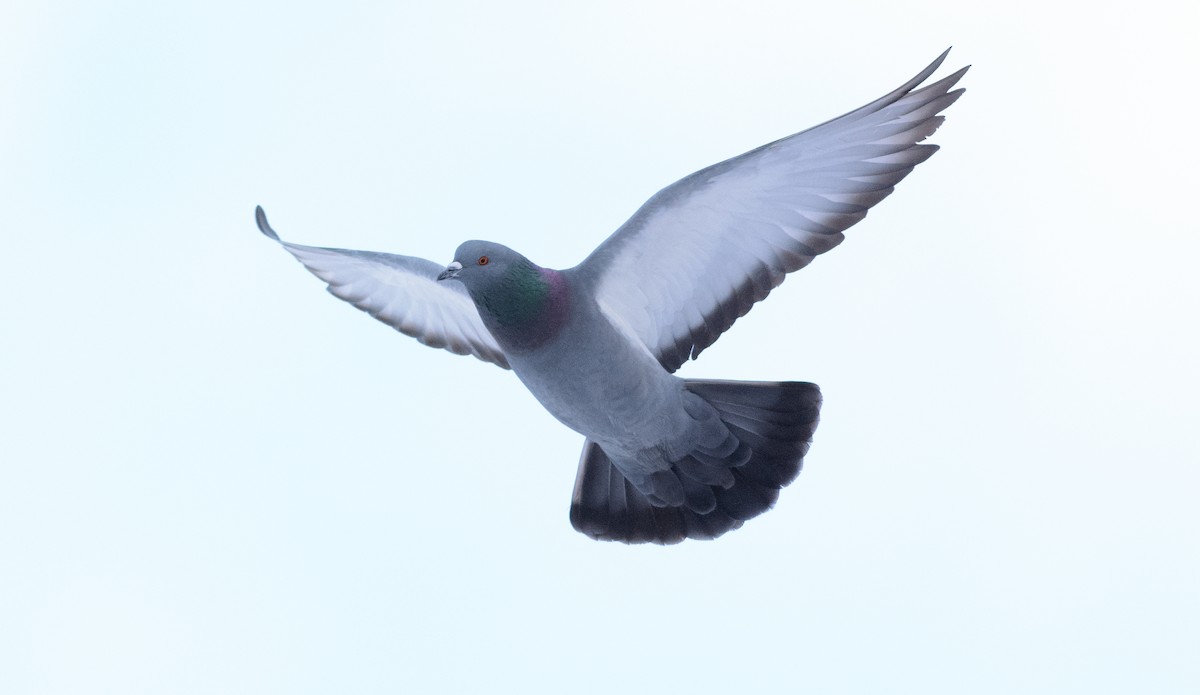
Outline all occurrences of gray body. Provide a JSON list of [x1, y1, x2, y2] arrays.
[[498, 269, 715, 466], [255, 50, 967, 543]]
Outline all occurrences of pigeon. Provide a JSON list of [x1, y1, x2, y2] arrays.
[[256, 50, 967, 544]]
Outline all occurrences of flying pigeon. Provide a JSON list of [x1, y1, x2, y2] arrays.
[[256, 50, 967, 544]]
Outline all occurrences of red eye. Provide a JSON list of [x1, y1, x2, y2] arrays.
[[478, 256, 489, 266]]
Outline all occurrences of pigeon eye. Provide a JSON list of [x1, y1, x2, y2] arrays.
[[478, 256, 490, 266]]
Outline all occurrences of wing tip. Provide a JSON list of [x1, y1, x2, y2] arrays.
[[912, 47, 951, 88], [945, 65, 971, 87], [921, 48, 972, 89], [255, 205, 281, 241], [931, 46, 952, 71]]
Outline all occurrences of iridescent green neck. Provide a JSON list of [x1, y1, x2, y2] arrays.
[[474, 263, 569, 351]]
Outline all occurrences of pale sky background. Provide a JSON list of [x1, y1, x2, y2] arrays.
[[2, 1, 1197, 693]]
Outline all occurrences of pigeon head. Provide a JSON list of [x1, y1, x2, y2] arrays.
[[436, 240, 524, 288], [438, 240, 570, 350]]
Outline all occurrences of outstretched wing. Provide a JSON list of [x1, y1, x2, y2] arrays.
[[574, 50, 967, 372], [255, 207, 510, 369]]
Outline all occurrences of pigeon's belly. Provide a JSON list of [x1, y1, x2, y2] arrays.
[[504, 316, 691, 451]]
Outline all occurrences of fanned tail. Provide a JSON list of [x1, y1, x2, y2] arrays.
[[569, 380, 822, 544]]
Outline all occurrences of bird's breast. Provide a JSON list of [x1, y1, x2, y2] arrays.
[[503, 297, 688, 449]]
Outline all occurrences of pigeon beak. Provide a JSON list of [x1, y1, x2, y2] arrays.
[[437, 260, 463, 281]]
